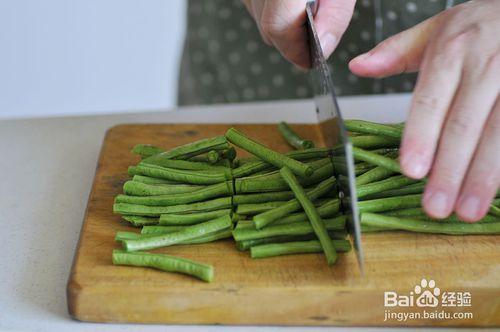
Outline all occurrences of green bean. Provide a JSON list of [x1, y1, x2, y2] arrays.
[[357, 194, 422, 213], [129, 164, 230, 185], [112, 249, 214, 282], [352, 147, 401, 173], [231, 148, 331, 178], [141, 155, 225, 171], [141, 225, 187, 234], [489, 204, 500, 217], [233, 216, 346, 241], [250, 239, 352, 259], [357, 175, 420, 198], [135, 227, 233, 243], [361, 213, 500, 235], [277, 122, 315, 149], [123, 181, 203, 196], [132, 175, 179, 185], [220, 147, 237, 161], [360, 182, 425, 200], [154, 136, 230, 160], [361, 225, 386, 232], [235, 162, 333, 193], [253, 177, 336, 229], [235, 231, 347, 251], [122, 214, 233, 251], [159, 209, 232, 225], [236, 201, 286, 215], [355, 166, 396, 185], [345, 120, 403, 139], [131, 144, 164, 158], [206, 150, 220, 164], [370, 148, 399, 155], [116, 182, 232, 206], [113, 197, 233, 217], [122, 215, 159, 226], [225, 128, 313, 177], [350, 135, 400, 149], [233, 191, 295, 204], [279, 167, 338, 265], [273, 199, 340, 225]]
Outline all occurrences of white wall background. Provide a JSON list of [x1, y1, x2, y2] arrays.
[[0, 0, 186, 119]]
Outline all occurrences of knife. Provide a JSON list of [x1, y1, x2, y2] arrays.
[[305, 0, 365, 274]]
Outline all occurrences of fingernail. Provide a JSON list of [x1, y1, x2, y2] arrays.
[[400, 151, 427, 179], [423, 189, 450, 218], [456, 194, 481, 222], [319, 33, 338, 58]]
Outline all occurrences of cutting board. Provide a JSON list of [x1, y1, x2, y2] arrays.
[[67, 123, 500, 326]]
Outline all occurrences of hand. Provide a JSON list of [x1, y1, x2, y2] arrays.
[[349, 0, 500, 222], [243, 0, 356, 68]]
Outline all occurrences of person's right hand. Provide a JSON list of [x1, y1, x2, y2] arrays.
[[243, 0, 356, 68]]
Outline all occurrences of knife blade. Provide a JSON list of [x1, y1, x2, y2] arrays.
[[305, 0, 365, 274]]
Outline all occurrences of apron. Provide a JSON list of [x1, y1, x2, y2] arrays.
[[178, 0, 465, 105]]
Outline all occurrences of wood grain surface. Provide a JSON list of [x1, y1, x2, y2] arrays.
[[67, 124, 500, 326]]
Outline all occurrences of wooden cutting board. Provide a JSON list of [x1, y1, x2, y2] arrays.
[[67, 124, 500, 326]]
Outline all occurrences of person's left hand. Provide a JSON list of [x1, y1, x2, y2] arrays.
[[349, 0, 500, 222]]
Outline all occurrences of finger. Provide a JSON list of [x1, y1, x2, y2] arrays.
[[250, 0, 272, 45], [259, 0, 310, 68], [314, 0, 356, 58], [422, 59, 499, 219], [455, 98, 500, 222], [348, 16, 439, 78], [399, 35, 465, 180]]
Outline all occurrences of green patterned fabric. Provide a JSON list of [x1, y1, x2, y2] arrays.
[[178, 0, 465, 105]]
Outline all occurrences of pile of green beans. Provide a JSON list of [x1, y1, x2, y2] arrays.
[[111, 121, 499, 282]]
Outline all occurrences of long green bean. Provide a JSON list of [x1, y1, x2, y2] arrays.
[[123, 181, 203, 196], [357, 175, 420, 199], [132, 175, 179, 185], [159, 209, 232, 225], [361, 213, 500, 235], [233, 216, 346, 241], [236, 231, 347, 251], [250, 239, 352, 259], [360, 182, 425, 200], [225, 128, 313, 177], [122, 215, 159, 227], [153, 136, 230, 160], [122, 214, 233, 251], [356, 166, 396, 185], [358, 194, 422, 213], [130, 164, 230, 185], [236, 201, 286, 215], [113, 197, 233, 217], [131, 144, 164, 158], [345, 120, 403, 139], [137, 227, 233, 243], [235, 162, 333, 193], [279, 167, 338, 265], [352, 147, 401, 173], [233, 191, 295, 204], [141, 155, 225, 171], [277, 122, 315, 149], [253, 177, 336, 229], [112, 249, 214, 282], [273, 199, 340, 225], [350, 135, 400, 149], [116, 182, 232, 206]]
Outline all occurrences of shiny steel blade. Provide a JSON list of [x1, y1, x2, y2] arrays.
[[306, 1, 364, 274]]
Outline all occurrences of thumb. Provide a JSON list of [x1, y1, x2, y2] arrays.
[[315, 0, 356, 58], [349, 16, 439, 78]]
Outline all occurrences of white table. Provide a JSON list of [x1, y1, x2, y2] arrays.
[[0, 94, 464, 332]]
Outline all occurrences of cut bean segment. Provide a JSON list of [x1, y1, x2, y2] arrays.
[[112, 249, 214, 282]]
